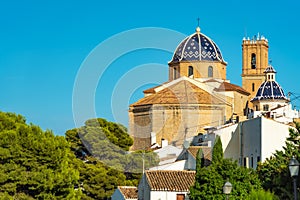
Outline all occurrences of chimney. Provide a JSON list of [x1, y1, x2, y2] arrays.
[[151, 132, 156, 145], [161, 138, 168, 148]]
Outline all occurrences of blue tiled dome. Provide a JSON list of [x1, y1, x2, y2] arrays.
[[251, 81, 287, 102], [171, 27, 225, 63]]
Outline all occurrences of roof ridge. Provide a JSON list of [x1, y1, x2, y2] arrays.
[[146, 169, 195, 173]]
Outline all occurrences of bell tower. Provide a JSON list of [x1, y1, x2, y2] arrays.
[[242, 34, 269, 101]]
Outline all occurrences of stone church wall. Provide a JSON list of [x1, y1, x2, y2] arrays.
[[130, 104, 228, 150]]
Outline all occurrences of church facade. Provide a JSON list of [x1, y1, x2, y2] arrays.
[[129, 26, 289, 150]]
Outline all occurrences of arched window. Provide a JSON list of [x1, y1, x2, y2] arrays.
[[208, 66, 213, 77], [251, 53, 256, 69], [188, 66, 193, 77], [252, 83, 255, 92]]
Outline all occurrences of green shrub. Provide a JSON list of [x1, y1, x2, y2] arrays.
[[247, 189, 279, 200]]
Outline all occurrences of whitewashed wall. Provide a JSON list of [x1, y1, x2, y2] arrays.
[[261, 117, 290, 161], [208, 117, 291, 169], [150, 191, 188, 200], [149, 160, 186, 170]]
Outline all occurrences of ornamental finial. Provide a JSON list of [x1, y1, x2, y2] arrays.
[[196, 17, 201, 33]]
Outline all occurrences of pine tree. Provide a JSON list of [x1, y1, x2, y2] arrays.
[[189, 149, 204, 199], [196, 148, 203, 171], [65, 118, 159, 199], [0, 111, 81, 199], [212, 136, 223, 163]]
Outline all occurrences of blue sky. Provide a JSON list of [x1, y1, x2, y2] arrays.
[[1, 0, 300, 135]]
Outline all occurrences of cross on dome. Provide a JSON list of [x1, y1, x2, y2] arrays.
[[196, 18, 201, 33]]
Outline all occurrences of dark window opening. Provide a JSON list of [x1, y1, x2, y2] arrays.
[[251, 53, 256, 69], [208, 66, 213, 77], [263, 105, 269, 111], [188, 66, 194, 77], [252, 83, 255, 92]]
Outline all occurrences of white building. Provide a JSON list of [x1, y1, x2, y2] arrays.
[[205, 116, 292, 169], [138, 170, 195, 200], [152, 143, 183, 166], [149, 159, 186, 171], [199, 64, 299, 169], [149, 146, 211, 171]]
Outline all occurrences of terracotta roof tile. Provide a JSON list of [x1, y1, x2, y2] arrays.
[[187, 146, 212, 161], [131, 80, 225, 106], [215, 82, 250, 95], [118, 186, 138, 199], [145, 170, 195, 191], [143, 87, 157, 94], [143, 81, 171, 94]]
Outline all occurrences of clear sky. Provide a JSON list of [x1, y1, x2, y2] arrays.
[[1, 0, 300, 135]]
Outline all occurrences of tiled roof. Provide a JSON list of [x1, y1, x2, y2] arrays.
[[145, 170, 195, 191], [187, 146, 212, 160], [143, 81, 170, 94], [143, 87, 157, 94], [214, 81, 250, 95], [176, 146, 212, 166], [118, 186, 138, 199], [131, 80, 225, 106], [251, 81, 287, 102], [171, 28, 225, 63]]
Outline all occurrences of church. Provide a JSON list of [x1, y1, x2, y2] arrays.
[[129, 26, 295, 150]]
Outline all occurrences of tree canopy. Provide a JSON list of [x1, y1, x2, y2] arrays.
[[0, 111, 80, 199], [65, 117, 159, 199], [189, 136, 262, 200], [0, 111, 159, 199], [6, 109, 296, 200]]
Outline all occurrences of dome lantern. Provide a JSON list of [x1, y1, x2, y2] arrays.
[[251, 65, 287, 102], [264, 65, 276, 81]]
